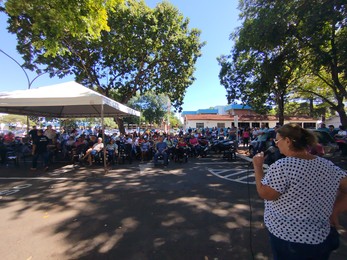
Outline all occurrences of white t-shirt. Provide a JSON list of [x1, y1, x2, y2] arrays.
[[337, 130, 347, 136], [262, 156, 347, 244], [92, 142, 104, 152]]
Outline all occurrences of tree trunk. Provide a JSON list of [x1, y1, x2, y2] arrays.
[[115, 117, 126, 134], [277, 95, 285, 126], [321, 107, 326, 123], [336, 108, 347, 128]]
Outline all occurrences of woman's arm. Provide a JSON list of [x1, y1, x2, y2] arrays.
[[330, 176, 347, 227], [253, 152, 281, 200]]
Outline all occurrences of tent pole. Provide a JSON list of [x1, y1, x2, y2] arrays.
[[101, 103, 107, 174]]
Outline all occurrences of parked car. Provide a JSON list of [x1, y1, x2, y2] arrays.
[[312, 130, 339, 157]]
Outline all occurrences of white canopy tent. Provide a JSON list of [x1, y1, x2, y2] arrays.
[[0, 81, 140, 118], [0, 81, 140, 172]]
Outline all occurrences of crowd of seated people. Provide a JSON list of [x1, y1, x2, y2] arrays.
[[0, 130, 31, 166], [0, 124, 258, 168], [57, 126, 243, 166], [70, 124, 340, 166], [1, 124, 242, 168], [2, 122, 341, 170]]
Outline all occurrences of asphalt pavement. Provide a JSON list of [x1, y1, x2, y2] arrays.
[[0, 150, 346, 260]]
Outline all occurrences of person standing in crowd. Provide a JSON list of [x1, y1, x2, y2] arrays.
[[328, 125, 338, 138], [31, 129, 49, 171], [335, 125, 347, 138], [44, 125, 56, 144], [242, 127, 251, 147], [28, 125, 38, 142], [252, 126, 259, 140], [253, 123, 347, 259], [124, 134, 134, 164], [255, 123, 269, 153], [227, 126, 237, 141], [318, 123, 329, 132]]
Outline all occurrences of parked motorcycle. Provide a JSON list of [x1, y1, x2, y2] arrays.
[[210, 139, 235, 154], [197, 138, 210, 157]]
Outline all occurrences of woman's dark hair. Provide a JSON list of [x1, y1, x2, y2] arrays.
[[277, 123, 317, 151]]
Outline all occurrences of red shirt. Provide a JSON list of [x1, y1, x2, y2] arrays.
[[189, 137, 199, 146], [3, 133, 15, 143]]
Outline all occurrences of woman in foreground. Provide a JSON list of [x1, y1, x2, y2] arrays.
[[253, 123, 347, 259]]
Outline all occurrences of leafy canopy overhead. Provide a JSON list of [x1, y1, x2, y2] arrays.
[[3, 0, 123, 56], [4, 0, 204, 114], [219, 0, 347, 125]]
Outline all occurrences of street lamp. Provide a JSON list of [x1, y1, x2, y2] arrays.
[[0, 49, 69, 132]]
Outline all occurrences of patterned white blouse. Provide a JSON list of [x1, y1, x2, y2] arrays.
[[261, 156, 347, 244]]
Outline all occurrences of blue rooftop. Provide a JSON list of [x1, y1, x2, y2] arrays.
[[196, 109, 218, 114], [224, 104, 252, 111], [181, 111, 197, 115], [181, 104, 253, 116]]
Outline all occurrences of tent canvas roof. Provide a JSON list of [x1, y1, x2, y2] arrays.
[[0, 81, 140, 118]]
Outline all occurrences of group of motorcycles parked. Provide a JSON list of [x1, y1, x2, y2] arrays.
[[188, 136, 238, 161]]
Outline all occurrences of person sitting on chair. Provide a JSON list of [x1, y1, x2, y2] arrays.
[[153, 136, 168, 166], [106, 138, 118, 165], [83, 137, 104, 166], [140, 137, 150, 162]]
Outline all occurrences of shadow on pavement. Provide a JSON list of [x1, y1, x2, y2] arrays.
[[0, 153, 346, 259]]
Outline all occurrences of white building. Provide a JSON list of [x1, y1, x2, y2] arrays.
[[182, 104, 318, 130]]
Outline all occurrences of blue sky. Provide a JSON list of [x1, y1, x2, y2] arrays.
[[0, 0, 241, 112]]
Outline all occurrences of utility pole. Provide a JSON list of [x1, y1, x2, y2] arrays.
[[167, 98, 171, 134]]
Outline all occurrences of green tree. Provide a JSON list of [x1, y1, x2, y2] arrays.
[[219, 0, 347, 126], [168, 112, 182, 129], [1, 0, 123, 57], [128, 91, 168, 126], [0, 114, 30, 126], [289, 0, 347, 125], [4, 0, 204, 133], [218, 0, 301, 125]]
